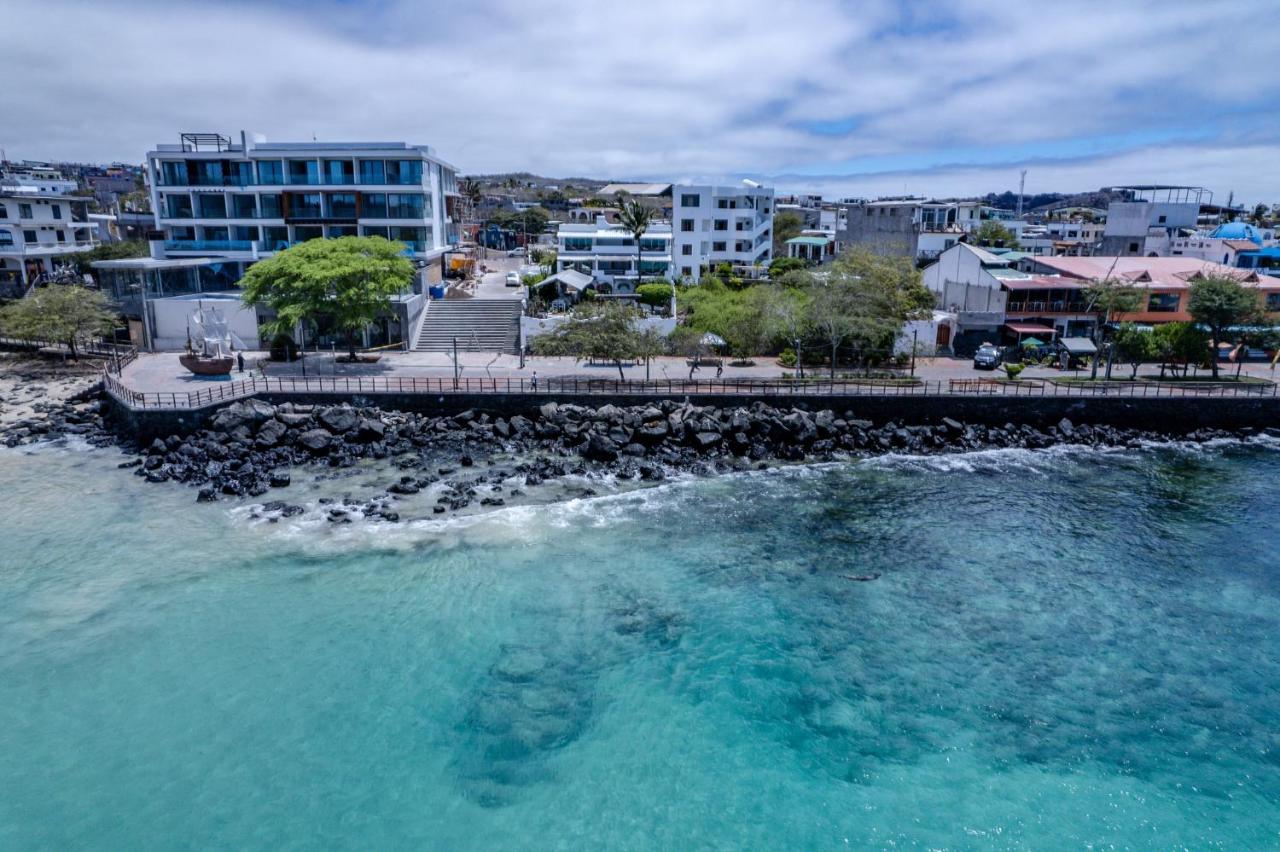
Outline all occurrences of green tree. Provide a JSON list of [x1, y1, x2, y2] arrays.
[[768, 256, 806, 277], [0, 286, 118, 359], [761, 282, 812, 377], [636, 282, 672, 308], [772, 210, 804, 254], [529, 301, 647, 380], [1187, 275, 1261, 378], [1112, 323, 1155, 379], [237, 236, 413, 360], [1082, 275, 1143, 378], [70, 240, 149, 274], [616, 196, 659, 300], [807, 249, 929, 376], [971, 220, 1020, 249], [1151, 321, 1209, 376]]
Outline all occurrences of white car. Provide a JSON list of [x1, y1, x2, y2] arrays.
[[506, 248, 525, 257], [505, 271, 521, 287]]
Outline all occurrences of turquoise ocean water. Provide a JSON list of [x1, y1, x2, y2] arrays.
[[1, 438, 1278, 848]]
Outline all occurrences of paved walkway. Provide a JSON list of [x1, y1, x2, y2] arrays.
[[118, 350, 1280, 395]]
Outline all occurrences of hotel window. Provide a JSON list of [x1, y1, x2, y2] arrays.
[[324, 160, 354, 185], [713, 241, 726, 252], [19, 203, 32, 219], [160, 161, 188, 185], [23, 229, 36, 243], [362, 193, 388, 218], [328, 193, 357, 218], [165, 195, 192, 218], [51, 205, 61, 220], [56, 230, 65, 242], [233, 225, 258, 242], [681, 245, 692, 256], [261, 226, 289, 250], [358, 160, 385, 184], [362, 225, 390, 239], [0, 204, 6, 218], [386, 193, 423, 218], [293, 193, 323, 218], [385, 160, 423, 185], [640, 238, 665, 251], [1147, 293, 1181, 312], [714, 219, 727, 231], [257, 160, 284, 185], [293, 225, 323, 241], [680, 194, 700, 207], [259, 194, 282, 218], [680, 219, 694, 232], [1128, 242, 1139, 253], [682, 266, 692, 276], [288, 160, 320, 185], [717, 199, 729, 209], [563, 237, 592, 251], [231, 195, 256, 217], [197, 195, 227, 218]]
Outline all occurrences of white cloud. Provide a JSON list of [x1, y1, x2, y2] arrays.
[[2, 0, 1276, 203]]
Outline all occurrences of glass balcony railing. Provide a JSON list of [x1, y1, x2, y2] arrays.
[[188, 174, 254, 188], [398, 241, 426, 253], [287, 174, 324, 186], [257, 240, 301, 252], [164, 240, 254, 252]]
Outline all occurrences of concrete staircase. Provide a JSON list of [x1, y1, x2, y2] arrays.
[[414, 298, 522, 354]]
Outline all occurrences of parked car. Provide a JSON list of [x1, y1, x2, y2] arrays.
[[973, 343, 1002, 370], [505, 271, 521, 287], [506, 248, 525, 257]]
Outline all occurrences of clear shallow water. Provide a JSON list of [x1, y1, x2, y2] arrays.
[[1, 439, 1279, 848]]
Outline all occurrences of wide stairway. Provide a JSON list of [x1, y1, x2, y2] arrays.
[[414, 298, 522, 354]]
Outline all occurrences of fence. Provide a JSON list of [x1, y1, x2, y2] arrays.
[[99, 370, 1280, 412], [0, 334, 136, 367]]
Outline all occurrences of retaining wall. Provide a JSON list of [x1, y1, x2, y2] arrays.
[[103, 388, 1280, 442]]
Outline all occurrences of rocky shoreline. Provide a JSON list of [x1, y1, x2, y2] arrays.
[[6, 386, 1276, 520]]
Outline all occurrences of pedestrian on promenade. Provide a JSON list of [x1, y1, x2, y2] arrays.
[[689, 358, 699, 380], [715, 363, 724, 379], [236, 352, 245, 373], [530, 371, 538, 391]]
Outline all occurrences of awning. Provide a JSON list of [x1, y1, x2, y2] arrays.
[[1020, 337, 1048, 348], [1005, 323, 1057, 335], [1058, 337, 1098, 355]]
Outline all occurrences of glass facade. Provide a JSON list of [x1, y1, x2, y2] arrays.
[[261, 226, 289, 251], [288, 160, 320, 185], [257, 160, 284, 185], [328, 193, 357, 218], [324, 159, 355, 184], [161, 161, 188, 185], [166, 195, 193, 218], [259, 194, 282, 218], [231, 195, 256, 217], [291, 193, 323, 219], [294, 226, 323, 241], [196, 195, 227, 218]]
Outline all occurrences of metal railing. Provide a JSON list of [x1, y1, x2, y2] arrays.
[[99, 371, 1280, 412]]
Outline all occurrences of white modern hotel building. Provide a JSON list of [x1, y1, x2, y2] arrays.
[[145, 131, 460, 280]]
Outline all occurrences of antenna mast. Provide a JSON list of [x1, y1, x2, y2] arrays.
[[1016, 169, 1027, 218]]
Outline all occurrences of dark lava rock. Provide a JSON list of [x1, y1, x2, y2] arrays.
[[318, 406, 358, 434], [297, 429, 333, 453]]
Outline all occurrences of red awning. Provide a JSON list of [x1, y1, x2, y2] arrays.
[[1004, 323, 1058, 335]]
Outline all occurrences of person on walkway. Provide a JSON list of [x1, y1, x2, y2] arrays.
[[236, 352, 245, 373], [715, 363, 724, 379], [689, 358, 699, 381], [530, 371, 538, 391]]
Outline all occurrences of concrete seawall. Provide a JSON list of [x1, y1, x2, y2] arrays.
[[103, 389, 1280, 441]]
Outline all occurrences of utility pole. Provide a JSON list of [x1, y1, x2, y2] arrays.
[[1016, 170, 1027, 219], [452, 336, 459, 389]]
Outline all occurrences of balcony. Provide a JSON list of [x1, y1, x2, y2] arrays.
[[165, 240, 254, 253], [257, 239, 302, 252], [0, 240, 98, 255], [1006, 300, 1091, 314]]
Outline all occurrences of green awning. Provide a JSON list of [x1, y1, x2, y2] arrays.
[[785, 236, 831, 247], [1020, 337, 1047, 347]]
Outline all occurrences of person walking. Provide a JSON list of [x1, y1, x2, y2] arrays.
[[715, 362, 724, 379], [530, 371, 538, 391], [236, 351, 245, 373]]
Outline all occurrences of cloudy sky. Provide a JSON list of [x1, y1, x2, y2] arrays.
[[5, 0, 1278, 204]]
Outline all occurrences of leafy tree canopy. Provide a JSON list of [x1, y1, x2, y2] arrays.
[[238, 236, 414, 358], [971, 220, 1020, 249], [772, 211, 805, 253], [1187, 275, 1263, 378], [0, 285, 118, 358], [529, 302, 649, 380]]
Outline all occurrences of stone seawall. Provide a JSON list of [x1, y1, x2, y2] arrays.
[[103, 389, 1280, 441]]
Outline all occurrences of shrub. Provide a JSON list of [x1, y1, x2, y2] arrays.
[[1003, 362, 1024, 380], [636, 282, 672, 308], [269, 332, 299, 361], [778, 347, 798, 367]]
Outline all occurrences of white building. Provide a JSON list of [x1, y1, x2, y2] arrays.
[[670, 183, 773, 282], [0, 167, 98, 293], [920, 243, 1024, 352], [555, 217, 673, 292], [146, 131, 460, 283]]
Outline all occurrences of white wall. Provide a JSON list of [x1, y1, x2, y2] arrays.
[[150, 296, 260, 351]]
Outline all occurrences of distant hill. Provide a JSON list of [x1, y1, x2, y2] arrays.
[[980, 188, 1132, 214]]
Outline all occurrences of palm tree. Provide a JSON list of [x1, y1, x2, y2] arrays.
[[616, 196, 657, 300], [458, 178, 483, 224]]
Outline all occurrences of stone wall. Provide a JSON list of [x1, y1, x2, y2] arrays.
[[104, 388, 1280, 442]]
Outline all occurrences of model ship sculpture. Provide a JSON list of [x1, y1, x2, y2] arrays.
[[179, 304, 236, 375]]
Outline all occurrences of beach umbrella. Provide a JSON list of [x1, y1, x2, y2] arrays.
[[700, 332, 727, 348], [1020, 337, 1046, 348]]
